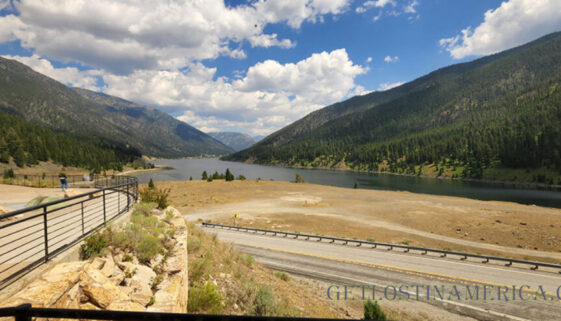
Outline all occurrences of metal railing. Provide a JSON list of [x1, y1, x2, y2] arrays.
[[202, 222, 561, 273], [0, 304, 357, 321], [0, 176, 138, 289], [0, 174, 97, 188]]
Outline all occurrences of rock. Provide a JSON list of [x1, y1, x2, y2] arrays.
[[108, 265, 126, 286], [90, 257, 106, 270], [54, 283, 81, 309], [130, 278, 153, 306], [101, 254, 115, 277], [107, 301, 146, 311], [495, 219, 502, 223], [64, 189, 82, 198], [0, 206, 8, 215], [42, 262, 85, 284], [149, 254, 164, 269], [520, 222, 527, 226], [82, 283, 115, 308], [164, 239, 176, 249], [82, 266, 109, 285], [17, 278, 76, 307], [80, 302, 100, 310], [464, 232, 469, 236], [455, 228, 461, 232]]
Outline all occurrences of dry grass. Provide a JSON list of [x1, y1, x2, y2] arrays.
[[187, 223, 360, 317], [160, 180, 561, 263]]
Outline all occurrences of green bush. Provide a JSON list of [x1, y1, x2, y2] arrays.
[[254, 285, 277, 316], [239, 253, 255, 267], [363, 300, 386, 321], [139, 186, 170, 209], [135, 235, 163, 263], [80, 232, 108, 259], [275, 271, 290, 281], [237, 175, 246, 180], [295, 173, 304, 183], [132, 202, 157, 216], [3, 168, 14, 179], [188, 282, 222, 314]]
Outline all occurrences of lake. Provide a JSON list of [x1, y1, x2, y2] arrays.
[[133, 158, 561, 208]]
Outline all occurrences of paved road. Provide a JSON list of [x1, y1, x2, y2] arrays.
[[204, 227, 561, 321]]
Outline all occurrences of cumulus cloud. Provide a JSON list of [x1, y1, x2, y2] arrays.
[[4, 54, 102, 90], [384, 55, 399, 63], [440, 0, 561, 59], [6, 49, 361, 136], [366, 57, 373, 63], [378, 81, 404, 90], [0, 0, 350, 74]]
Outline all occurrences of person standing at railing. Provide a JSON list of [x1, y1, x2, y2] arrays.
[[59, 171, 68, 191]]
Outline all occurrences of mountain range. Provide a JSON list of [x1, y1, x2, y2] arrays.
[[207, 132, 256, 151], [0, 57, 232, 160], [224, 32, 561, 183]]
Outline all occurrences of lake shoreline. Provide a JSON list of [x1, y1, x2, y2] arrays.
[[233, 159, 561, 191]]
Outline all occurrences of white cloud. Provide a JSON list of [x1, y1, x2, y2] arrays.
[[440, 0, 561, 59], [378, 81, 404, 90], [356, 0, 418, 20], [0, 0, 350, 74], [404, 0, 419, 14], [366, 57, 373, 63], [4, 54, 102, 90], [384, 55, 399, 63], [43, 48, 365, 136]]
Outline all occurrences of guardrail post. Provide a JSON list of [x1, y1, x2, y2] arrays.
[[118, 187, 121, 214], [102, 189, 107, 225], [43, 206, 49, 262], [127, 183, 130, 209]]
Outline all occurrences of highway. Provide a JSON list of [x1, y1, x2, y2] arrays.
[[203, 226, 561, 321]]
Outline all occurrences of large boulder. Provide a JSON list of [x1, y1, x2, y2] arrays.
[[107, 301, 146, 311]]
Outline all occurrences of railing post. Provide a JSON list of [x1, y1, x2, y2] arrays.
[[102, 189, 107, 226], [81, 202, 85, 235], [15, 303, 32, 321], [43, 206, 49, 262], [127, 183, 130, 209], [118, 187, 121, 214]]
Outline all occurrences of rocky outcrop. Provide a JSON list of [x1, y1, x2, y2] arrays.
[[0, 206, 188, 315]]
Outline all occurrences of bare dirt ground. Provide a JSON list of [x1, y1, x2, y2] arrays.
[[159, 180, 561, 263], [0, 184, 67, 208]]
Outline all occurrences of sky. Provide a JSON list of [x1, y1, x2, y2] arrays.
[[1, 0, 561, 137]]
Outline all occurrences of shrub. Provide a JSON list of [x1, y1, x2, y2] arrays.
[[237, 175, 246, 180], [275, 271, 290, 281], [133, 202, 157, 216], [165, 209, 175, 220], [240, 253, 255, 267], [148, 178, 155, 189], [202, 171, 208, 180], [188, 238, 202, 252], [139, 186, 170, 209], [188, 282, 222, 314], [295, 173, 304, 183], [363, 300, 386, 321], [254, 285, 276, 316], [80, 232, 108, 259], [3, 168, 14, 179], [135, 235, 162, 263]]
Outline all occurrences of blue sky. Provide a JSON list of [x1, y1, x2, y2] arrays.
[[1, 0, 560, 136]]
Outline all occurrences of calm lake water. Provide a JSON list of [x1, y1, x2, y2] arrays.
[[134, 158, 561, 209]]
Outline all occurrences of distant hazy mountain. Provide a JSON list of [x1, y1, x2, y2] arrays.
[[252, 135, 266, 142], [224, 32, 561, 179], [207, 132, 256, 151], [0, 57, 232, 158]]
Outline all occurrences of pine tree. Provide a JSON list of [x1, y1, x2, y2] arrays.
[[202, 171, 208, 180], [13, 144, 25, 167], [225, 168, 234, 181]]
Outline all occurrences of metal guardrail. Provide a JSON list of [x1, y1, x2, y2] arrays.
[[0, 174, 96, 188], [202, 222, 561, 273], [0, 304, 357, 321], [0, 176, 138, 289]]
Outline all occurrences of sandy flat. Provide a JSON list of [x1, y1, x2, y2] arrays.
[[154, 180, 561, 263]]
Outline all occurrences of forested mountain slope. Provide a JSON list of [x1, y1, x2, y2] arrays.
[[0, 57, 232, 159], [225, 32, 561, 183]]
